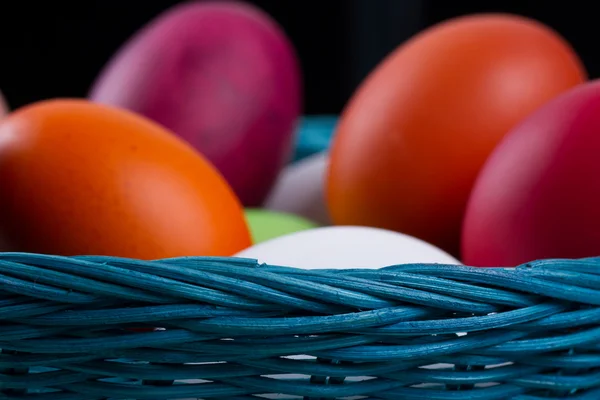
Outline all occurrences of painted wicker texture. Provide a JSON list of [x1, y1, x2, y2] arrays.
[[1, 253, 599, 400]]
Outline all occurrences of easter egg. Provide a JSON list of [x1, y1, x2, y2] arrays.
[[234, 225, 459, 269], [265, 152, 331, 224], [90, 1, 302, 206], [327, 14, 586, 256], [0, 99, 251, 258], [245, 209, 318, 244], [463, 80, 600, 267]]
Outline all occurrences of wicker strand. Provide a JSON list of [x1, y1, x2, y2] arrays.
[[1, 253, 599, 399]]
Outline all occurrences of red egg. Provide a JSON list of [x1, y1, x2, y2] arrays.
[[463, 80, 600, 267]]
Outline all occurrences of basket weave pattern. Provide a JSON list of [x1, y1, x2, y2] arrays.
[[1, 253, 599, 399]]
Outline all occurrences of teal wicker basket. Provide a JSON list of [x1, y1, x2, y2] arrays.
[[1, 253, 599, 399], [292, 115, 337, 162]]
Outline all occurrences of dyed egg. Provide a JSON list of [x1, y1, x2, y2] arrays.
[[0, 99, 251, 258], [327, 14, 586, 256], [90, 1, 301, 206], [463, 80, 600, 267], [265, 152, 331, 224], [234, 225, 459, 269], [245, 209, 318, 244]]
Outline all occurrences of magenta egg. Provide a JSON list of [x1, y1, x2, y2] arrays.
[[90, 1, 302, 206], [462, 80, 600, 267]]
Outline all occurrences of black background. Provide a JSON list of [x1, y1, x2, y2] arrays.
[[0, 1, 596, 114]]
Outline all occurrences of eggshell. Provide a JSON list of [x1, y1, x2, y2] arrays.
[[463, 80, 600, 267], [327, 13, 586, 256], [0, 99, 251, 259], [245, 209, 318, 244], [265, 152, 330, 224], [90, 1, 301, 206], [234, 225, 460, 269]]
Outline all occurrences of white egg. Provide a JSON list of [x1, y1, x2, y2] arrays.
[[264, 152, 330, 225], [234, 225, 460, 268], [233, 225, 460, 389]]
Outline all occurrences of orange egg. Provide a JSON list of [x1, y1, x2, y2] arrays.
[[327, 14, 586, 256], [0, 99, 251, 258]]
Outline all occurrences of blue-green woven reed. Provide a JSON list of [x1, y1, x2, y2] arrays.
[[292, 115, 338, 162], [1, 253, 600, 399]]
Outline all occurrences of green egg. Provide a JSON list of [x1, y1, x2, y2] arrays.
[[245, 209, 318, 244]]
